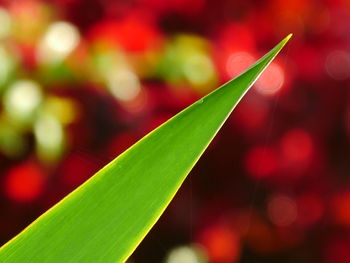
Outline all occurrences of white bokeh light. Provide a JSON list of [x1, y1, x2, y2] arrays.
[[34, 113, 64, 162], [106, 69, 141, 102], [166, 245, 207, 263], [38, 21, 80, 62], [4, 80, 43, 120]]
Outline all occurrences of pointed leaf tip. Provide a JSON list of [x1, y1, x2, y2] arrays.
[[0, 36, 291, 263], [278, 33, 292, 49]]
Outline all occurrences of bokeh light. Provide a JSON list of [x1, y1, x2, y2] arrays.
[[197, 224, 240, 263], [43, 96, 79, 125], [34, 113, 65, 163], [280, 128, 313, 163], [38, 21, 80, 63], [183, 53, 215, 86], [165, 245, 207, 263], [267, 194, 298, 227], [325, 50, 350, 81], [255, 62, 285, 96], [244, 146, 278, 178], [226, 51, 255, 78], [3, 80, 43, 123], [106, 68, 141, 102], [4, 162, 44, 203]]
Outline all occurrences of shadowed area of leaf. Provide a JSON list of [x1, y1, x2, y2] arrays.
[[0, 34, 291, 263]]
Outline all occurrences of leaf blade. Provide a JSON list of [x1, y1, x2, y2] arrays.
[[0, 34, 291, 263]]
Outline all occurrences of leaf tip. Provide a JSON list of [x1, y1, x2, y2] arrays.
[[284, 33, 293, 43]]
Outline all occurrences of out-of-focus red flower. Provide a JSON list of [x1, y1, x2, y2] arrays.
[[217, 24, 255, 54], [280, 128, 314, 164], [88, 14, 163, 52], [244, 145, 279, 178], [197, 223, 240, 263], [215, 24, 256, 81], [4, 161, 45, 203]]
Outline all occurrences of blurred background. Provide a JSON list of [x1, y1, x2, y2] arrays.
[[0, 0, 349, 262]]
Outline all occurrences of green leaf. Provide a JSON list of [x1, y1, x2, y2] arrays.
[[0, 34, 291, 263]]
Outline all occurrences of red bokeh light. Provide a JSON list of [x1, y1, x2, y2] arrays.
[[255, 62, 285, 96], [226, 51, 255, 78], [244, 146, 278, 178], [4, 162, 45, 203], [218, 24, 255, 54], [88, 14, 163, 52], [280, 128, 313, 163], [267, 194, 297, 227], [197, 224, 240, 263]]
